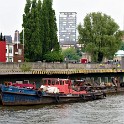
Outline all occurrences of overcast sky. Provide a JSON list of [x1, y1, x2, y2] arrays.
[[0, 0, 124, 39]]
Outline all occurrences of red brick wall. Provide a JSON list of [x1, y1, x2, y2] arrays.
[[0, 41, 6, 62], [13, 44, 24, 62]]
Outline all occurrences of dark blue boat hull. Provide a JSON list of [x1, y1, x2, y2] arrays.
[[1, 92, 57, 105], [0, 85, 106, 106]]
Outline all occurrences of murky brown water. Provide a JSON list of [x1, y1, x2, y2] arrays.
[[0, 94, 124, 124]]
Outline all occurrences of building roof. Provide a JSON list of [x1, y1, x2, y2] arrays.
[[4, 35, 12, 43], [115, 50, 124, 56]]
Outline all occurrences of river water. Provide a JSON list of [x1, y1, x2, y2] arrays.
[[0, 94, 124, 124]]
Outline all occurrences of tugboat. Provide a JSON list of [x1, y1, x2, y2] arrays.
[[0, 78, 106, 106]]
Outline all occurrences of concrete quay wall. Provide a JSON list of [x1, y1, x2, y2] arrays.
[[0, 62, 121, 75], [0, 62, 119, 70]]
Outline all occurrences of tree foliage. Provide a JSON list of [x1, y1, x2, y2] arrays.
[[21, 0, 32, 61], [62, 47, 81, 61], [0, 33, 5, 41], [20, 0, 60, 62], [20, 63, 31, 72], [120, 41, 124, 50], [41, 0, 60, 58], [44, 51, 64, 62], [78, 12, 124, 62]]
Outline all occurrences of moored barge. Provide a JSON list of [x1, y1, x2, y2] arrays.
[[0, 78, 106, 106]]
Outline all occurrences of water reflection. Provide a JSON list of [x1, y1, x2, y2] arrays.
[[0, 94, 124, 124]]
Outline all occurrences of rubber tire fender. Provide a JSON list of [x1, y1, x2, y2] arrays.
[[103, 92, 106, 97], [80, 94, 85, 100], [92, 94, 96, 100], [36, 91, 43, 97], [55, 95, 60, 103]]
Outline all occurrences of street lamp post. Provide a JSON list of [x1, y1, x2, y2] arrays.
[[23, 28, 24, 50]]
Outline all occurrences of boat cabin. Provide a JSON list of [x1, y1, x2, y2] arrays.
[[42, 78, 72, 94], [4, 81, 36, 89]]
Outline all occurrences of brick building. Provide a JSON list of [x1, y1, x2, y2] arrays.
[[0, 41, 6, 62], [13, 44, 24, 62]]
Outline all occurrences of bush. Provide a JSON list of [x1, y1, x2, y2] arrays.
[[44, 51, 64, 62], [20, 63, 31, 72]]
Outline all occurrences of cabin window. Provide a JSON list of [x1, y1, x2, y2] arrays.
[[24, 80, 29, 84], [97, 77, 101, 85], [52, 80, 55, 85], [105, 77, 108, 83], [48, 80, 51, 85], [86, 77, 91, 85], [65, 80, 67, 84], [91, 77, 94, 83], [63, 81, 65, 85], [43, 80, 47, 85], [16, 81, 23, 84], [60, 80, 64, 85], [65, 80, 68, 84], [67, 80, 70, 84], [56, 81, 59, 85]]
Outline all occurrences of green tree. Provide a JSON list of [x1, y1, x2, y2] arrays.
[[37, 0, 43, 60], [41, 0, 50, 56], [120, 42, 124, 50], [49, 2, 60, 52], [41, 0, 60, 59], [21, 0, 60, 62], [44, 51, 64, 62], [21, 0, 43, 61], [78, 12, 124, 62], [29, 0, 42, 61], [21, 0, 32, 61], [62, 47, 81, 61]]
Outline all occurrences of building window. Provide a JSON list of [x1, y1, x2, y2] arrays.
[[9, 57, 12, 62], [9, 47, 12, 54], [18, 60, 21, 62], [24, 80, 29, 84], [18, 49, 22, 55]]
